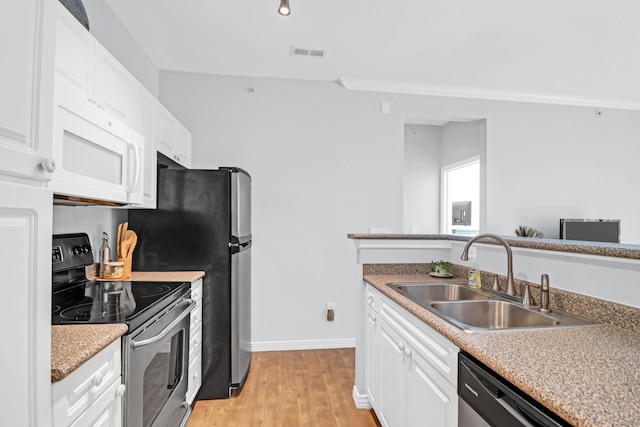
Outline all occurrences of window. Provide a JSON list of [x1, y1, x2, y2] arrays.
[[441, 157, 480, 235]]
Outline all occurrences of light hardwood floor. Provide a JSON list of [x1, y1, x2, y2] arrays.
[[186, 348, 380, 427]]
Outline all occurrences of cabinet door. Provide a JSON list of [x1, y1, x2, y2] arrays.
[[69, 379, 123, 427], [94, 44, 135, 126], [377, 317, 406, 427], [365, 305, 379, 409], [0, 0, 55, 183], [175, 123, 192, 168], [0, 182, 53, 426], [54, 1, 95, 99], [137, 87, 158, 208], [157, 106, 176, 160], [406, 347, 458, 427]]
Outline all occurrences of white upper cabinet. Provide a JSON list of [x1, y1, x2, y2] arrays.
[[0, 0, 56, 183], [175, 122, 192, 168], [54, 5, 94, 98], [157, 103, 192, 168], [55, 5, 136, 128], [51, 2, 144, 205], [51, 1, 192, 206], [94, 44, 136, 126], [133, 86, 158, 208]]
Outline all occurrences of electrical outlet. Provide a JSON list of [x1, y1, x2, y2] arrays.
[[326, 302, 335, 321]]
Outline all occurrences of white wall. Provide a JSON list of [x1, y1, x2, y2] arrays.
[[403, 124, 441, 233], [82, 0, 159, 95], [159, 71, 640, 347], [159, 72, 403, 347], [440, 120, 486, 167], [53, 206, 127, 263]]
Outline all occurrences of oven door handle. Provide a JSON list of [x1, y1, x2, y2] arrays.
[[179, 401, 192, 427], [131, 299, 196, 350]]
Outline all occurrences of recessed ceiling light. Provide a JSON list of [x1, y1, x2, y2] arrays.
[[278, 0, 290, 16]]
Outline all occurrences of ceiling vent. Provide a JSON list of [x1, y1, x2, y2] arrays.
[[291, 46, 327, 58]]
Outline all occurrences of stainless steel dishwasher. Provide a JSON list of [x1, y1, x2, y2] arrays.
[[458, 352, 571, 427]]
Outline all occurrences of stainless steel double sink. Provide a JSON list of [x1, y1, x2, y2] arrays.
[[388, 282, 600, 333]]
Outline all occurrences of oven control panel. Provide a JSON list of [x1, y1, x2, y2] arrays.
[[52, 233, 95, 272]]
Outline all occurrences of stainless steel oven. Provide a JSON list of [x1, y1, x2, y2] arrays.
[[123, 295, 195, 427], [52, 233, 195, 427]]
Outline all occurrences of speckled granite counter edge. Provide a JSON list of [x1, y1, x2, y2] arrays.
[[348, 233, 640, 260], [51, 324, 128, 382], [85, 264, 205, 283]]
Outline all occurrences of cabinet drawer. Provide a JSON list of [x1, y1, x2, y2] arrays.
[[52, 339, 121, 427], [189, 321, 202, 364], [69, 376, 123, 427], [191, 279, 202, 302], [366, 283, 383, 311], [190, 299, 202, 332], [186, 352, 202, 404], [380, 297, 459, 386]]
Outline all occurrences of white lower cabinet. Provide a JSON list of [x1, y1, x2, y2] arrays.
[[52, 340, 124, 427], [365, 304, 379, 408], [186, 278, 203, 403], [365, 284, 459, 427]]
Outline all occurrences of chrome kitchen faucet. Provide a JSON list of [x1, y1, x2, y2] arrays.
[[461, 233, 516, 295]]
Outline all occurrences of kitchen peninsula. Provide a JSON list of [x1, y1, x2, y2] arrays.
[[350, 234, 640, 427]]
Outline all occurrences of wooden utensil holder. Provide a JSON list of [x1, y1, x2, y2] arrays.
[[117, 256, 132, 280]]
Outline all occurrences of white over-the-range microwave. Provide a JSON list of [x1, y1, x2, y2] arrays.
[[49, 73, 144, 206]]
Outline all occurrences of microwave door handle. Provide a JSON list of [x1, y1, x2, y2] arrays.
[[127, 142, 141, 193], [131, 300, 195, 350]]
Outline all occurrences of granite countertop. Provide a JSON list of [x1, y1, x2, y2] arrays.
[[51, 324, 128, 382], [364, 274, 640, 427], [348, 233, 640, 260], [51, 270, 205, 383], [129, 270, 204, 283]]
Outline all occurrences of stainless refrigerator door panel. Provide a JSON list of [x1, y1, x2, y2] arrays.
[[231, 241, 251, 386], [231, 171, 252, 241]]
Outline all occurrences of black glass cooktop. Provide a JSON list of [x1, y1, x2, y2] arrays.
[[52, 280, 190, 332]]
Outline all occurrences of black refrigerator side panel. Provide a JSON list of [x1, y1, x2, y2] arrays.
[[129, 169, 232, 399]]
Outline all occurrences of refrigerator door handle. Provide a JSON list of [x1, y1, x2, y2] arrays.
[[229, 240, 252, 254]]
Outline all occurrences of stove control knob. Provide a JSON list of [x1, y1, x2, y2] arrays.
[[82, 245, 91, 254], [72, 246, 82, 255]]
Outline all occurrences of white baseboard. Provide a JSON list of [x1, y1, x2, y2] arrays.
[[352, 385, 372, 409], [250, 338, 356, 352]]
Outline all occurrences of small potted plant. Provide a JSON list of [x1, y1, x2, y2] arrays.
[[430, 260, 454, 277]]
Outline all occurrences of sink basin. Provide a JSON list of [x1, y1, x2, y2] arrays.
[[429, 300, 599, 332], [388, 283, 490, 303]]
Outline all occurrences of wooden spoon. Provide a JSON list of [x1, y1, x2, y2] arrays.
[[120, 222, 128, 258], [126, 232, 138, 258], [117, 223, 123, 258]]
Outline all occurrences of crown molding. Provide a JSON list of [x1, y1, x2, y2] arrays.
[[337, 78, 640, 111]]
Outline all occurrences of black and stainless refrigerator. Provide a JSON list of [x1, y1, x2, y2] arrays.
[[129, 164, 252, 399]]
